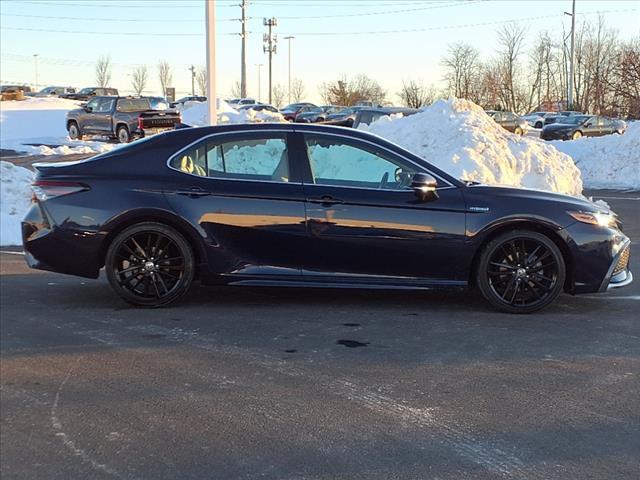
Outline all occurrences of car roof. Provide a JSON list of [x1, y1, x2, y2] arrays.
[[357, 107, 418, 114]]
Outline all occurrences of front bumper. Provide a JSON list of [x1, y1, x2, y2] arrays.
[[599, 240, 632, 292]]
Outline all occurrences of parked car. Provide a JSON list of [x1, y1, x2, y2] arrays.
[[522, 111, 555, 129], [170, 96, 207, 108], [540, 115, 627, 140], [0, 85, 32, 93], [322, 107, 365, 127], [485, 111, 528, 135], [61, 87, 118, 101], [352, 107, 418, 129], [227, 97, 257, 107], [295, 106, 344, 123], [23, 123, 632, 313], [280, 103, 318, 121], [543, 111, 584, 126], [33, 86, 76, 97], [237, 103, 279, 113], [65, 96, 181, 143]]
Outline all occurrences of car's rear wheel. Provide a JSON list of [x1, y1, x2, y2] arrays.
[[572, 130, 583, 140], [514, 126, 524, 136], [105, 222, 195, 307], [68, 121, 82, 140], [534, 121, 543, 129], [476, 230, 566, 314], [117, 125, 131, 143]]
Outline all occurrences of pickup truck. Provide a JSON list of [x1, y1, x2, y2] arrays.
[[66, 96, 181, 143], [61, 87, 118, 101]]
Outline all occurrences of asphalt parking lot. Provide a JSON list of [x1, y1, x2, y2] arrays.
[[1, 190, 639, 480]]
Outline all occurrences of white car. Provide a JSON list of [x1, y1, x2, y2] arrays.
[[522, 112, 555, 129]]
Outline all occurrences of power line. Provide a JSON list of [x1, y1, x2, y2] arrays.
[[276, 1, 484, 19], [1, 27, 237, 36], [1, 13, 240, 22], [12, 0, 238, 8]]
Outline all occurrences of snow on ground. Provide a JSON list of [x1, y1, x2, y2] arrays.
[[549, 122, 640, 190], [0, 97, 119, 155], [181, 99, 285, 126], [0, 161, 34, 246], [361, 98, 584, 196]]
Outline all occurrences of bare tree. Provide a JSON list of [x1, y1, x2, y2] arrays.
[[157, 61, 173, 97], [609, 38, 640, 118], [397, 80, 438, 108], [319, 74, 385, 106], [196, 67, 207, 96], [229, 81, 242, 99], [95, 55, 112, 88], [290, 78, 305, 102], [272, 84, 286, 107], [496, 23, 527, 112], [441, 43, 481, 101], [130, 65, 148, 95]]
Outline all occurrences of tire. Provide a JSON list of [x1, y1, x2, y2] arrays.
[[476, 230, 566, 314], [514, 127, 523, 136], [105, 222, 195, 307], [116, 125, 131, 143], [534, 121, 543, 129], [572, 130, 582, 140], [68, 121, 82, 140]]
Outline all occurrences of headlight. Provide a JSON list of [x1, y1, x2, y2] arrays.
[[567, 210, 618, 228]]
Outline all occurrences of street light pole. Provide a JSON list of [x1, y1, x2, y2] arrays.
[[189, 65, 196, 96], [33, 54, 39, 89], [240, 0, 247, 98], [565, 0, 576, 110], [255, 63, 263, 102], [262, 17, 277, 105], [284, 36, 294, 104], [205, 0, 217, 125]]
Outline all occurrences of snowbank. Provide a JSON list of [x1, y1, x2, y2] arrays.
[[0, 97, 119, 156], [549, 122, 640, 190], [181, 99, 285, 126], [361, 98, 583, 196], [0, 161, 34, 246]]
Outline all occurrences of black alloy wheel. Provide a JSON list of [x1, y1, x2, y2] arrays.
[[105, 222, 195, 307], [117, 125, 131, 143], [477, 230, 565, 313]]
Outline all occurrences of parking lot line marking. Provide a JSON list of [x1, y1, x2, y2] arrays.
[[0, 250, 25, 255], [582, 295, 640, 301]]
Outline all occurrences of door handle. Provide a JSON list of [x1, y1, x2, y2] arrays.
[[307, 195, 344, 206], [176, 187, 211, 198]]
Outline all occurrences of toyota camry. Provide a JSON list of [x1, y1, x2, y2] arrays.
[[22, 123, 632, 313]]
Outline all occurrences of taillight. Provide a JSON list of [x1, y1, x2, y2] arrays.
[[31, 180, 89, 201], [137, 116, 144, 130]]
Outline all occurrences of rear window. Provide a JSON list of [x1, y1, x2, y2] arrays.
[[117, 98, 151, 112]]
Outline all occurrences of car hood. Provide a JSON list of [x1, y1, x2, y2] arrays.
[[466, 184, 610, 214]]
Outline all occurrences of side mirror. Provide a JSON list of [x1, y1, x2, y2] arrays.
[[411, 173, 438, 201], [84, 106, 93, 112], [585, 122, 592, 127]]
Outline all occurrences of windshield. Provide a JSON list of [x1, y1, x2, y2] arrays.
[[556, 115, 590, 125], [149, 98, 169, 110], [40, 87, 55, 93], [79, 88, 94, 94]]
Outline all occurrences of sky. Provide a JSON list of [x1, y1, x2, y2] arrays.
[[1, 0, 639, 104]]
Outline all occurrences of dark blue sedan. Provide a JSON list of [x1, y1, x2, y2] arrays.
[[22, 123, 632, 312]]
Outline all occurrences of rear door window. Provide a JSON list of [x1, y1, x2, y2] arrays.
[[170, 134, 291, 183]]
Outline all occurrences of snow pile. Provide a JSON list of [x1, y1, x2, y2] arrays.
[[0, 96, 119, 156], [0, 161, 34, 246], [549, 122, 640, 190], [181, 99, 285, 126], [361, 98, 583, 196]]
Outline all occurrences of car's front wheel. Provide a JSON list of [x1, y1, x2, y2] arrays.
[[572, 130, 583, 140], [68, 121, 82, 140], [534, 121, 543, 129], [514, 126, 524, 136], [105, 222, 195, 307], [476, 230, 566, 313]]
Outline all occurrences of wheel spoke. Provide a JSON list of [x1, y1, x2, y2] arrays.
[[130, 237, 147, 259], [529, 277, 553, 294], [117, 264, 142, 276], [155, 273, 169, 295], [490, 261, 516, 270], [151, 275, 162, 298], [526, 245, 542, 265], [121, 243, 142, 261], [509, 280, 520, 304]]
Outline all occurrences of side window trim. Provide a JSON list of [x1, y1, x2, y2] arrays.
[[166, 130, 302, 184]]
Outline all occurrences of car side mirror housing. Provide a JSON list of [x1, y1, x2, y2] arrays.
[[411, 173, 438, 201], [84, 106, 92, 112], [584, 122, 592, 127]]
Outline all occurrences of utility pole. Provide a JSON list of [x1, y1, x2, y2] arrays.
[[565, 0, 576, 110], [262, 17, 277, 104], [189, 65, 196, 95], [284, 36, 294, 104], [255, 63, 263, 102], [205, 0, 217, 125], [240, 0, 248, 98], [33, 54, 39, 89]]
